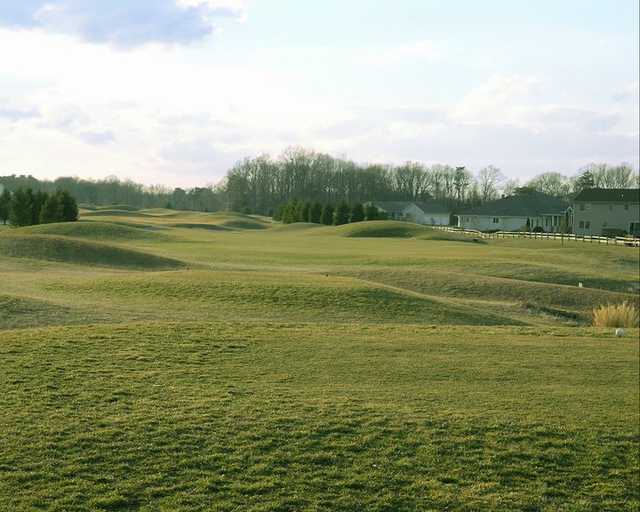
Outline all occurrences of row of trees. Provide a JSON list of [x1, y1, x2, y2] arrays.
[[3, 147, 638, 215], [0, 189, 78, 227], [275, 199, 382, 226], [0, 175, 223, 213], [224, 148, 639, 214]]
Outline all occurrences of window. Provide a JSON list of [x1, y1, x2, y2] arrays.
[[630, 222, 640, 234], [492, 217, 499, 224], [585, 221, 591, 229], [579, 221, 585, 228]]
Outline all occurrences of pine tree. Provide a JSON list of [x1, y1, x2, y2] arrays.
[[320, 204, 334, 225], [0, 189, 11, 225], [9, 188, 33, 227], [350, 203, 365, 223], [333, 201, 350, 225], [309, 202, 322, 223], [364, 203, 379, 221], [301, 202, 312, 223], [41, 194, 62, 224], [31, 191, 49, 225], [59, 191, 79, 222], [575, 171, 595, 193]]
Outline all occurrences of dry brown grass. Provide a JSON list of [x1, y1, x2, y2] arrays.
[[592, 302, 640, 328]]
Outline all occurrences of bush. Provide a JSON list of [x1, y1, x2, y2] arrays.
[[602, 228, 627, 238], [592, 302, 639, 328]]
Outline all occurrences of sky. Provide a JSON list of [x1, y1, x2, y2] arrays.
[[0, 0, 638, 187]]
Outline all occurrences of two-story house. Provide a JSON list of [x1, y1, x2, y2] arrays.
[[572, 188, 640, 236]]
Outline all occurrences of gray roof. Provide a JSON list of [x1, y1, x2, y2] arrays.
[[371, 200, 450, 214], [462, 191, 569, 216], [413, 200, 450, 214], [370, 201, 412, 214], [574, 188, 639, 203]]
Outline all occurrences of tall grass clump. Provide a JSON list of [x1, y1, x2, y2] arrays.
[[592, 302, 639, 328]]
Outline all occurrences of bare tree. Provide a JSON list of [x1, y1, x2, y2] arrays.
[[477, 165, 505, 201]]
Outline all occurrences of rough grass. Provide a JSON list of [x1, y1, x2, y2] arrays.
[[0, 234, 185, 270], [0, 322, 637, 511], [29, 270, 522, 327], [11, 221, 165, 241], [593, 302, 640, 327], [1, 210, 639, 510], [331, 220, 479, 242]]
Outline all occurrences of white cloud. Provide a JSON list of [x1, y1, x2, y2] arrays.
[[0, 0, 245, 47]]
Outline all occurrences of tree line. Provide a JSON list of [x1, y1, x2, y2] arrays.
[[0, 175, 223, 213], [2, 147, 638, 216], [224, 148, 639, 215], [276, 200, 383, 225], [0, 188, 78, 227]]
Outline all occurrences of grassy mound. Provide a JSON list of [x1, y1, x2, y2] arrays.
[[218, 218, 270, 230], [0, 235, 185, 270], [275, 222, 324, 232], [52, 270, 522, 326], [332, 221, 478, 242], [0, 294, 75, 330], [96, 204, 140, 211], [172, 223, 232, 231], [12, 221, 164, 241], [82, 209, 152, 217]]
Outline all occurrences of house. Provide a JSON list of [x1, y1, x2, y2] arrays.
[[368, 200, 451, 225], [573, 188, 640, 236], [457, 191, 570, 232]]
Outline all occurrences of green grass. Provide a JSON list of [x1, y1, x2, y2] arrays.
[[0, 234, 185, 270], [1, 211, 639, 510], [1, 322, 637, 511], [11, 221, 166, 241], [330, 220, 480, 242]]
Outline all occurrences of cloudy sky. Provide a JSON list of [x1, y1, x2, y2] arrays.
[[0, 0, 638, 187]]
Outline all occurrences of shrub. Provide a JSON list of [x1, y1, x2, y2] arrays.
[[333, 201, 350, 226], [320, 204, 334, 225], [592, 302, 639, 328]]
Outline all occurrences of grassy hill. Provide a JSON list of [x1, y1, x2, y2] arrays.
[[0, 208, 638, 511], [0, 234, 185, 270]]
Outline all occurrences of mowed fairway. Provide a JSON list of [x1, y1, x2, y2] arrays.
[[1, 208, 639, 511]]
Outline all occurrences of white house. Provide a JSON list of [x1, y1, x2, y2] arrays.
[[573, 188, 640, 236], [457, 191, 570, 233], [369, 200, 451, 225]]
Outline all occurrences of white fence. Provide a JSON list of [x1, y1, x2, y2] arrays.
[[431, 226, 640, 247]]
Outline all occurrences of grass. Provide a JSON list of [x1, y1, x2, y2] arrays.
[[0, 211, 639, 510], [1, 322, 638, 511], [11, 221, 166, 241], [330, 220, 480, 242], [593, 302, 640, 327], [0, 234, 185, 270]]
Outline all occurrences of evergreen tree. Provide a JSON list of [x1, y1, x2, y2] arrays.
[[59, 191, 79, 222], [309, 202, 322, 223], [9, 188, 33, 227], [320, 204, 334, 225], [31, 191, 49, 225], [40, 194, 61, 224], [350, 203, 365, 223], [273, 204, 283, 221], [364, 203, 379, 221], [333, 201, 350, 225], [301, 202, 312, 223], [575, 170, 595, 193], [0, 189, 11, 225]]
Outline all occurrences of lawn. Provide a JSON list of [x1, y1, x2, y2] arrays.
[[0, 210, 638, 511]]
